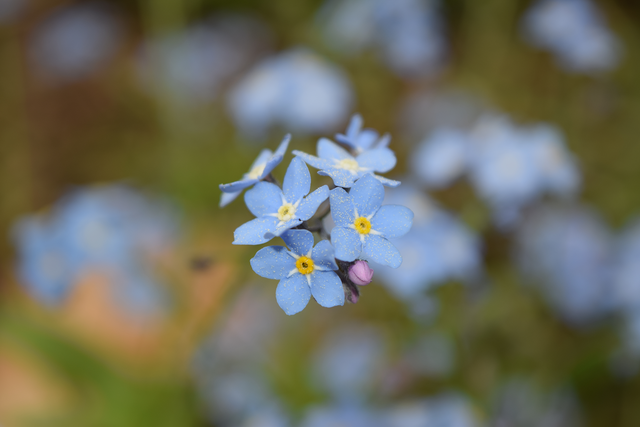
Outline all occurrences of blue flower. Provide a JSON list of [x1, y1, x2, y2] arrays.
[[294, 138, 399, 188], [250, 229, 344, 315], [329, 174, 413, 267], [522, 0, 621, 74], [233, 158, 329, 245], [412, 127, 470, 188], [219, 134, 290, 207], [28, 2, 124, 83], [12, 217, 75, 305], [335, 113, 391, 154], [227, 48, 354, 138], [515, 203, 613, 326]]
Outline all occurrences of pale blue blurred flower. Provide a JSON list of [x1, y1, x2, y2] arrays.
[[515, 203, 613, 326], [383, 393, 479, 427], [233, 158, 329, 245], [522, 0, 621, 74], [138, 14, 272, 105], [28, 2, 124, 82], [250, 229, 343, 315], [412, 128, 470, 188], [313, 326, 386, 401], [228, 49, 354, 138], [318, 0, 446, 78], [219, 134, 290, 207], [294, 137, 399, 188], [301, 404, 383, 427], [610, 220, 640, 312], [329, 175, 413, 267], [12, 185, 180, 312], [12, 217, 75, 305]]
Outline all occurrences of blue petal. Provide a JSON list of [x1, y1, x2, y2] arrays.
[[329, 187, 356, 227], [250, 246, 296, 279], [357, 147, 396, 173], [233, 216, 278, 245], [311, 240, 338, 270], [220, 190, 241, 208], [261, 134, 291, 178], [318, 168, 359, 187], [363, 234, 402, 268], [373, 174, 401, 187], [219, 178, 258, 194], [318, 138, 354, 161], [265, 218, 304, 240], [283, 157, 311, 204], [331, 227, 362, 262], [297, 185, 329, 221], [310, 271, 344, 308], [293, 150, 333, 170], [377, 133, 391, 148], [371, 205, 414, 238], [351, 174, 384, 217], [355, 129, 379, 151], [249, 149, 273, 172], [244, 182, 283, 218], [346, 114, 363, 139], [276, 273, 311, 315], [281, 229, 314, 256]]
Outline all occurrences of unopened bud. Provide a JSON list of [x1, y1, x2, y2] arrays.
[[348, 260, 374, 286]]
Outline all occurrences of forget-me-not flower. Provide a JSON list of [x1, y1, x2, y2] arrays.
[[412, 127, 470, 188], [250, 229, 344, 315], [28, 2, 124, 83], [227, 48, 354, 138], [233, 158, 329, 244], [219, 134, 290, 207], [329, 174, 413, 268], [335, 113, 391, 154], [294, 138, 399, 188]]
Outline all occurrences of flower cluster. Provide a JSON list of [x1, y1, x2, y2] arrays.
[[220, 115, 413, 315], [12, 185, 177, 313]]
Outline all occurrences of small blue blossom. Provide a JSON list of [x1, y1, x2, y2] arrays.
[[12, 217, 75, 304], [335, 113, 391, 154], [227, 48, 354, 138], [383, 394, 479, 427], [219, 134, 291, 207], [412, 127, 470, 188], [233, 158, 329, 245], [294, 138, 399, 188], [515, 203, 613, 326], [329, 174, 413, 267], [28, 2, 124, 83], [522, 0, 621, 74], [250, 229, 344, 315]]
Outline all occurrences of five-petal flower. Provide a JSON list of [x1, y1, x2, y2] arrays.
[[219, 134, 291, 207], [233, 157, 329, 245], [329, 174, 413, 268], [250, 229, 344, 315], [293, 138, 400, 188], [335, 113, 391, 154]]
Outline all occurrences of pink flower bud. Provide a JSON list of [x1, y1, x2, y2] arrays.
[[348, 260, 374, 286]]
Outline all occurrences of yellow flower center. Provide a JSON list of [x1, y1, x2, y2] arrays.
[[354, 217, 371, 234], [277, 203, 297, 222], [336, 158, 360, 171], [296, 256, 314, 275], [247, 163, 266, 180]]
